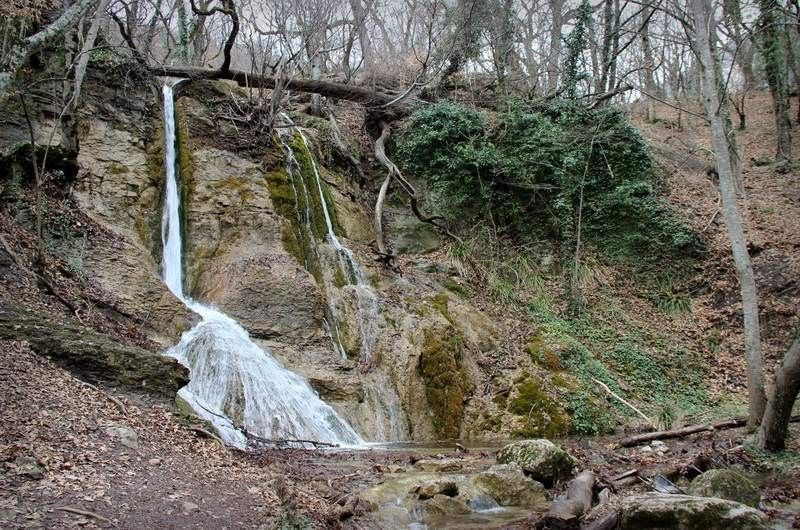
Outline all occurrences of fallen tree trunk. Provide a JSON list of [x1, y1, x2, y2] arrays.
[[155, 65, 413, 112], [536, 470, 594, 530], [616, 415, 800, 448]]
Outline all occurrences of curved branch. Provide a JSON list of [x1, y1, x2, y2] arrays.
[[373, 122, 461, 261]]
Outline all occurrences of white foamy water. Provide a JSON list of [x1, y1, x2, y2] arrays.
[[159, 85, 363, 448]]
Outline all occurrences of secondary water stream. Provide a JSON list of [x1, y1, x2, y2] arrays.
[[159, 84, 363, 449]]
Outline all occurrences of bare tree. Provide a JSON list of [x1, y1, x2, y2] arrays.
[[688, 0, 766, 427]]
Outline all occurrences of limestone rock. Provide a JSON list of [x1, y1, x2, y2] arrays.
[[687, 469, 761, 508], [496, 439, 576, 485], [473, 463, 547, 508], [416, 479, 458, 500], [621, 493, 769, 529], [423, 494, 471, 516], [0, 306, 189, 397], [389, 216, 441, 255], [105, 423, 139, 449]]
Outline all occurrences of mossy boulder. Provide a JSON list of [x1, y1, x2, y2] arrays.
[[507, 377, 570, 437], [473, 463, 548, 508], [620, 494, 768, 529], [687, 469, 760, 508], [496, 439, 576, 486]]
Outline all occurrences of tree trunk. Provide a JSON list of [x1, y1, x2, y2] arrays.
[[641, 4, 657, 122], [0, 0, 98, 98], [546, 0, 565, 93], [757, 338, 800, 450], [690, 0, 767, 427], [758, 0, 793, 161]]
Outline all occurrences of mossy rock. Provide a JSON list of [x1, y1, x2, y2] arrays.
[[687, 469, 761, 508], [389, 216, 441, 255], [526, 330, 565, 371], [620, 494, 769, 529], [507, 377, 570, 438], [418, 326, 470, 439], [0, 305, 188, 397], [496, 439, 577, 486]]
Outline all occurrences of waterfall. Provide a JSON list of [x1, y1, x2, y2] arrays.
[[278, 123, 409, 441], [159, 84, 363, 448]]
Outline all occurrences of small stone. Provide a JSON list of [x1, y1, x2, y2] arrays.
[[148, 458, 161, 466], [413, 459, 463, 472], [105, 423, 139, 449], [639, 446, 654, 454], [181, 501, 199, 513], [387, 465, 405, 473], [14, 456, 44, 480]]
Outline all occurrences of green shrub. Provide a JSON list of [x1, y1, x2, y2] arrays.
[[396, 101, 704, 265]]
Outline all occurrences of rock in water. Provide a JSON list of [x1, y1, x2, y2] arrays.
[[496, 439, 577, 485], [473, 463, 548, 509], [424, 494, 471, 516], [621, 493, 769, 529], [687, 468, 761, 508], [416, 480, 459, 500]]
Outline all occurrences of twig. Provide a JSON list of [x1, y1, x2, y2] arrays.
[[56, 506, 111, 524], [592, 377, 657, 429], [75, 379, 128, 416]]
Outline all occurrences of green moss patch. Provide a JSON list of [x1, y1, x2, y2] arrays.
[[507, 377, 570, 438], [418, 327, 471, 439]]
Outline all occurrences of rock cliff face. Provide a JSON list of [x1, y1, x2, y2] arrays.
[[60, 78, 510, 442]]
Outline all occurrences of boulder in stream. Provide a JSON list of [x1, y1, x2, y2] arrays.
[[620, 493, 769, 529], [473, 463, 548, 509], [496, 439, 577, 485], [687, 468, 761, 508]]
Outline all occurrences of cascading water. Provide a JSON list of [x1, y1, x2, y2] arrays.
[[159, 84, 363, 448], [294, 129, 382, 363], [277, 121, 409, 440]]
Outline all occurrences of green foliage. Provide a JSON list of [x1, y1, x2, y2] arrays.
[[651, 275, 692, 314], [561, 0, 593, 98], [567, 391, 616, 435], [396, 100, 703, 266]]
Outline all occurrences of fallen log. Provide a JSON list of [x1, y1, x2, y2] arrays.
[[536, 470, 594, 530], [616, 415, 800, 448], [155, 65, 415, 112]]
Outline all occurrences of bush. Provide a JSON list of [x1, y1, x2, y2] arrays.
[[396, 100, 704, 265]]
